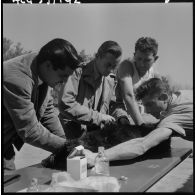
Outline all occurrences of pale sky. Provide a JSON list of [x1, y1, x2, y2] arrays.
[[3, 3, 193, 88]]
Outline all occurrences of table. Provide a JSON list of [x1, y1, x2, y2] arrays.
[[146, 137, 193, 192], [146, 157, 193, 192], [4, 138, 192, 192]]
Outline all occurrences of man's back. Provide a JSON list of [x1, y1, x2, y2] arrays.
[[3, 53, 38, 151]]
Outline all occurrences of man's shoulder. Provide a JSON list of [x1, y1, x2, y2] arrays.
[[4, 53, 37, 85], [4, 52, 37, 72], [120, 58, 134, 67], [78, 60, 95, 75], [117, 58, 134, 78], [4, 52, 37, 64]]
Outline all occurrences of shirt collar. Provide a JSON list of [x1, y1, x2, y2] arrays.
[[37, 76, 44, 86]]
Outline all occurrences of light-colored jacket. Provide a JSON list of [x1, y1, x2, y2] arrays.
[[58, 60, 127, 136], [3, 53, 66, 155]]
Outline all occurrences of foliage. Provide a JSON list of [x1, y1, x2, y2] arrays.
[[3, 37, 30, 61], [161, 75, 192, 92], [79, 49, 94, 62]]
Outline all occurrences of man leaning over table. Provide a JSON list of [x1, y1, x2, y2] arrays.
[[83, 77, 193, 167], [3, 38, 81, 171]]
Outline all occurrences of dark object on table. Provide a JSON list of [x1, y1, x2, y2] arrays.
[[42, 123, 170, 170]]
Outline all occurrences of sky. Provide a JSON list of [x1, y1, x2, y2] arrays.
[[3, 3, 193, 88]]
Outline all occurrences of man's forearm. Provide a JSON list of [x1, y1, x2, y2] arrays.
[[104, 127, 172, 161], [104, 137, 146, 161], [59, 100, 103, 126], [124, 95, 144, 125], [24, 122, 66, 153]]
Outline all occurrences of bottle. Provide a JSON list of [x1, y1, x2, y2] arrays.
[[48, 174, 60, 192], [94, 146, 110, 176], [47, 173, 65, 192], [27, 178, 39, 192]]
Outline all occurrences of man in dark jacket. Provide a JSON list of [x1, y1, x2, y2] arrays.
[[3, 38, 80, 171]]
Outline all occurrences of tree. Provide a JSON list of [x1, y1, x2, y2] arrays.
[[161, 75, 192, 92], [3, 37, 30, 61], [79, 49, 94, 62]]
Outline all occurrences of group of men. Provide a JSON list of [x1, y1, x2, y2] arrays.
[[3, 37, 193, 171]]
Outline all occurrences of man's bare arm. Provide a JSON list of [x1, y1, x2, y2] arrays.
[[119, 76, 144, 125], [104, 127, 173, 161], [117, 61, 144, 125]]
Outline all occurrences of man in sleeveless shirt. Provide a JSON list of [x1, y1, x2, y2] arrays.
[[115, 37, 159, 127]]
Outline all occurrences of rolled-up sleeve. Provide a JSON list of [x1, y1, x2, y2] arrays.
[[157, 115, 187, 137], [58, 68, 104, 126], [3, 77, 66, 153]]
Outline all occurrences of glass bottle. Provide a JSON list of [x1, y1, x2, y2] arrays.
[[47, 173, 66, 192], [27, 178, 39, 192], [47, 174, 60, 192], [94, 146, 110, 176]]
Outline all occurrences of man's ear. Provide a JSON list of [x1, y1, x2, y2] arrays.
[[154, 55, 159, 62], [158, 93, 168, 101]]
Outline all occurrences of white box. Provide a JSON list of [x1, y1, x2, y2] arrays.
[[67, 156, 87, 180]]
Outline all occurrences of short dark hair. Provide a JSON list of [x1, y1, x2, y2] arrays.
[[135, 37, 158, 56], [96, 41, 122, 59], [37, 38, 80, 70], [135, 77, 172, 100]]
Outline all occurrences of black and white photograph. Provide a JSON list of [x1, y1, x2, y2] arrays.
[[2, 2, 193, 192]]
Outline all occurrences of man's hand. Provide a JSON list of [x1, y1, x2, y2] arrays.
[[41, 143, 69, 170], [100, 114, 116, 129], [118, 117, 130, 125], [83, 149, 97, 168], [65, 147, 97, 168]]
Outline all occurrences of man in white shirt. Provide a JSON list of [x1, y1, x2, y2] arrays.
[[115, 37, 159, 126]]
